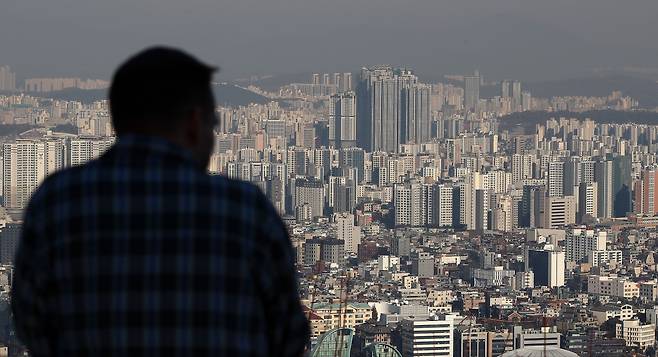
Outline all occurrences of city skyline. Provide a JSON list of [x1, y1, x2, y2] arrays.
[[1, 57, 658, 356], [1, 1, 658, 351]]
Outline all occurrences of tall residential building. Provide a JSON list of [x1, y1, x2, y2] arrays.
[[338, 147, 365, 183], [3, 140, 66, 209], [491, 195, 514, 232], [512, 81, 522, 109], [332, 73, 341, 88], [456, 180, 474, 230], [501, 80, 510, 98], [394, 181, 423, 227], [521, 91, 532, 111], [464, 72, 480, 114], [293, 178, 325, 218], [400, 83, 432, 145], [0, 65, 17, 91], [329, 92, 357, 148], [436, 184, 454, 227], [511, 154, 533, 183], [398, 315, 454, 357], [356, 66, 431, 153], [562, 157, 580, 196], [343, 72, 353, 91], [475, 189, 489, 233], [334, 212, 361, 255], [579, 160, 596, 184], [69, 138, 114, 166], [565, 228, 607, 263], [595, 160, 614, 218], [547, 161, 565, 197], [634, 167, 658, 215]]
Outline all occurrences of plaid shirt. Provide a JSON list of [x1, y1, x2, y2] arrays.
[[12, 134, 309, 357]]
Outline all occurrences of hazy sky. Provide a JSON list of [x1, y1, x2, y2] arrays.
[[2, 0, 658, 81]]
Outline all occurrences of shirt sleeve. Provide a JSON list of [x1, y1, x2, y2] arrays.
[[11, 198, 53, 357], [255, 193, 310, 357]]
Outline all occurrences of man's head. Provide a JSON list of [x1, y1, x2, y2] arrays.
[[109, 47, 218, 168]]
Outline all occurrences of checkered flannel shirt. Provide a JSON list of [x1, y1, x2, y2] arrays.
[[12, 134, 309, 356]]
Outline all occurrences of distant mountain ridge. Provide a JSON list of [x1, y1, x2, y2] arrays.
[[1, 84, 270, 108], [241, 72, 658, 108], [499, 110, 658, 134]]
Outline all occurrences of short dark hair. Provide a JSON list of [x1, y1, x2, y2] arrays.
[[109, 46, 217, 135]]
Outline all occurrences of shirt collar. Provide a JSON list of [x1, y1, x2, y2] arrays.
[[114, 134, 201, 168]]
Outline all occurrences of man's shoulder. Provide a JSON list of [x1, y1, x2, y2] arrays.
[[207, 174, 259, 193], [206, 175, 270, 209], [27, 160, 98, 203]]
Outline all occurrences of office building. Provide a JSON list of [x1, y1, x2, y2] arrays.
[[612, 156, 632, 217], [520, 185, 544, 228], [515, 327, 561, 349], [542, 195, 576, 229], [398, 315, 454, 357], [526, 246, 565, 287]]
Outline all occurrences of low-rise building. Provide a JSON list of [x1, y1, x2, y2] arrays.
[[615, 319, 655, 349], [590, 304, 635, 324], [587, 275, 640, 299], [309, 302, 372, 337]]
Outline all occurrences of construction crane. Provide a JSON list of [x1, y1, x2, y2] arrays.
[[333, 276, 350, 357]]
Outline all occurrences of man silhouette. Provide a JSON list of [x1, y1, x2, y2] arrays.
[[12, 47, 309, 356]]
